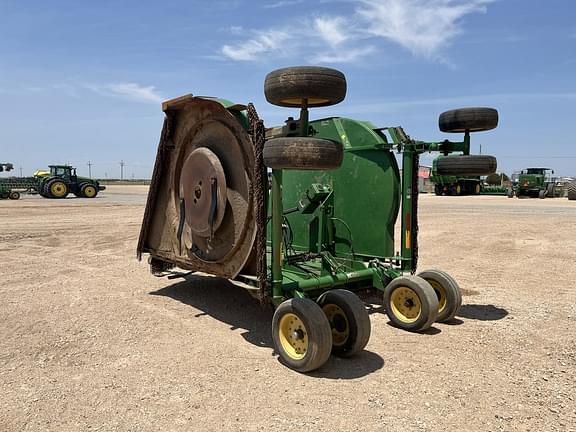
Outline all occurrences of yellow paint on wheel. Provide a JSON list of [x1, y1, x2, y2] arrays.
[[278, 313, 308, 360], [83, 185, 97, 198], [427, 279, 447, 314], [50, 181, 67, 198], [456, 184, 462, 195], [322, 304, 349, 347], [281, 97, 331, 106], [390, 286, 421, 323], [475, 184, 481, 194]]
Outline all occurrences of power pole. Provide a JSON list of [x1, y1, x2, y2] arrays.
[[87, 161, 92, 179], [19, 166, 23, 177], [120, 160, 125, 180], [479, 144, 482, 155]]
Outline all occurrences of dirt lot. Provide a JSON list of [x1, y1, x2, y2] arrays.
[[1, 186, 575, 432]]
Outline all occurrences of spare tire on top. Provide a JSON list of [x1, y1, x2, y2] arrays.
[[264, 66, 346, 108], [439, 107, 498, 133]]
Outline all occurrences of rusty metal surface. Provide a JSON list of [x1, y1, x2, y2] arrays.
[[247, 103, 268, 303], [137, 113, 173, 260], [138, 97, 256, 278], [180, 147, 227, 237]]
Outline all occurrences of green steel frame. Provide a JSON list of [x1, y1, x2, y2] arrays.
[[266, 106, 473, 305]]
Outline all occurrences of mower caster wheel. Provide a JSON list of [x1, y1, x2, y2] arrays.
[[317, 289, 371, 357], [417, 270, 462, 323], [272, 298, 332, 372], [383, 276, 438, 332]]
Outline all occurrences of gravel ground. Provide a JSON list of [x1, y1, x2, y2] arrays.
[[1, 186, 575, 431]]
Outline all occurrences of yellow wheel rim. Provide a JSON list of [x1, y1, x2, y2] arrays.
[[278, 313, 308, 360], [281, 97, 331, 106], [322, 304, 349, 347], [50, 182, 67, 197], [428, 280, 447, 314], [475, 184, 481, 194], [390, 287, 421, 323], [456, 185, 461, 194], [84, 186, 97, 198]]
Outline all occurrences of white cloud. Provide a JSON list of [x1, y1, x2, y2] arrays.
[[221, 30, 290, 61], [313, 46, 376, 64], [263, 0, 305, 9], [314, 16, 349, 47], [220, 0, 492, 63], [87, 82, 164, 103], [356, 0, 490, 58]]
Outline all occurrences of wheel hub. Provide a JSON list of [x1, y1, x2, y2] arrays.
[[180, 147, 227, 237], [390, 287, 422, 323], [278, 313, 308, 359]]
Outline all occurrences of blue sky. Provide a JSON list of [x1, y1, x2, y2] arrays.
[[1, 0, 575, 179]]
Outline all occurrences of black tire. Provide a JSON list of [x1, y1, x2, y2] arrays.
[[8, 191, 20, 200], [44, 178, 69, 199], [507, 188, 514, 198], [568, 180, 576, 200], [439, 107, 499, 133], [434, 184, 442, 196], [263, 137, 343, 170], [317, 289, 371, 358], [417, 269, 462, 323], [546, 183, 555, 198], [81, 183, 98, 198], [383, 275, 439, 332], [264, 66, 346, 108], [539, 189, 546, 199], [272, 298, 332, 372], [436, 155, 497, 176]]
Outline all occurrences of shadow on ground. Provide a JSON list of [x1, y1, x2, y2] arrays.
[[151, 275, 385, 379], [458, 304, 509, 321], [309, 351, 384, 380], [150, 275, 274, 349]]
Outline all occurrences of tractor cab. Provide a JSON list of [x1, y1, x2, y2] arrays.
[[523, 168, 553, 177], [516, 167, 557, 198], [49, 165, 77, 181]]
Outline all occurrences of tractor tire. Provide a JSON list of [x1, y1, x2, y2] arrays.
[[44, 178, 69, 199], [546, 183, 555, 198], [568, 180, 576, 200], [539, 189, 546, 199], [264, 66, 346, 108], [434, 184, 442, 196], [507, 188, 514, 198], [263, 137, 343, 170], [81, 183, 98, 198], [436, 155, 497, 176], [439, 107, 499, 133], [272, 298, 332, 373], [8, 191, 20, 200], [383, 275, 439, 332], [317, 289, 371, 358]]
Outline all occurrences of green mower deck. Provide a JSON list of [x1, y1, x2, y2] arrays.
[[138, 66, 499, 372]]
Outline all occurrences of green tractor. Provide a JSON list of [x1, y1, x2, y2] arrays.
[[37, 165, 105, 199], [510, 168, 559, 199], [138, 66, 499, 372], [0, 162, 21, 200], [430, 170, 482, 196]]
